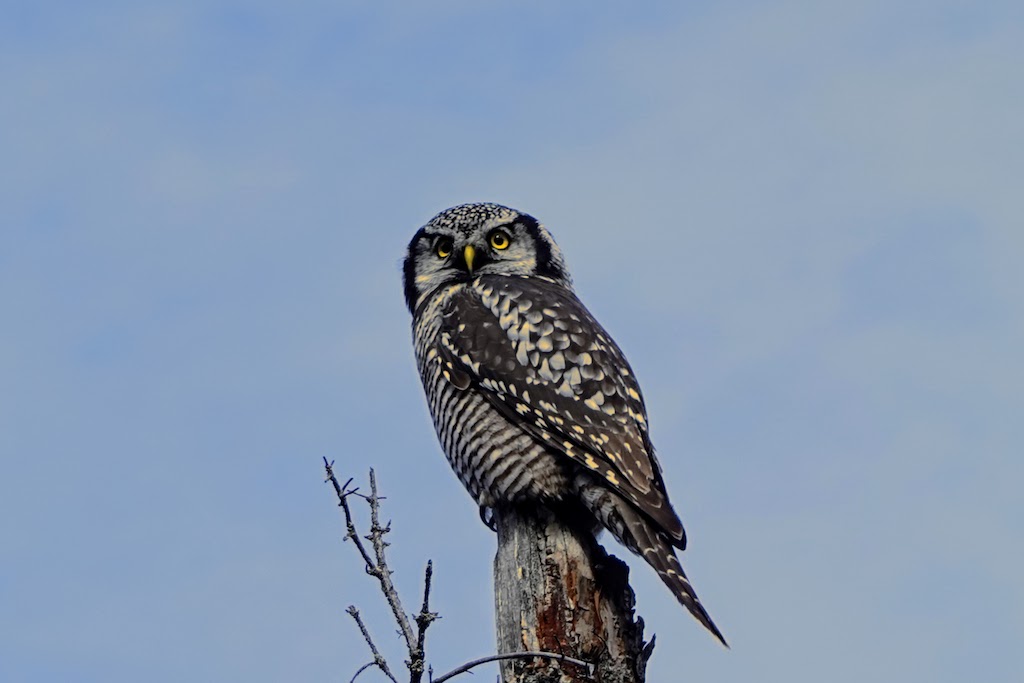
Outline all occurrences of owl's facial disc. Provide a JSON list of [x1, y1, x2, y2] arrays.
[[403, 203, 574, 314]]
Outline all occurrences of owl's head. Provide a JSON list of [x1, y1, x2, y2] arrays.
[[403, 203, 572, 313]]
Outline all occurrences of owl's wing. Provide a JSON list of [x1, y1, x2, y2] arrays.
[[433, 275, 686, 546]]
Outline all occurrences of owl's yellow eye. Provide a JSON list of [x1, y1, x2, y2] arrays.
[[489, 230, 511, 250], [435, 237, 453, 258]]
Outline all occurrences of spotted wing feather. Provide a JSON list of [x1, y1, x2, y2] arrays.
[[432, 274, 686, 546]]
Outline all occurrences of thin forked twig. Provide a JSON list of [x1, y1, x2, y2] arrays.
[[430, 651, 594, 683], [324, 460, 376, 571], [346, 606, 398, 683]]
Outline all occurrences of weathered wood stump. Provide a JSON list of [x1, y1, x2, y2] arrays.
[[493, 507, 653, 683]]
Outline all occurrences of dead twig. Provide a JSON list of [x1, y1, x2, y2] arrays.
[[366, 469, 418, 650], [410, 560, 438, 682], [349, 661, 377, 683], [346, 605, 398, 683], [430, 651, 594, 683], [325, 461, 439, 683], [324, 462, 376, 572]]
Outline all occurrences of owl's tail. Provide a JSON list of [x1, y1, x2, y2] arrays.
[[576, 477, 728, 647]]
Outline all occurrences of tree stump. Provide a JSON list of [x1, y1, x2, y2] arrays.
[[493, 507, 653, 683]]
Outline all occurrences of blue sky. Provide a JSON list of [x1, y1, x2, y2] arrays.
[[2, 2, 1021, 681]]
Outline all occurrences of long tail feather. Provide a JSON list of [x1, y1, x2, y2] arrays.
[[577, 476, 728, 646]]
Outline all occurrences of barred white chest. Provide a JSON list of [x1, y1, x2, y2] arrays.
[[413, 282, 571, 509]]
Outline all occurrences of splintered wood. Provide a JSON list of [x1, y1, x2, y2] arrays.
[[493, 508, 654, 683]]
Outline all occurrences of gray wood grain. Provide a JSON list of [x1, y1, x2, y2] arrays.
[[493, 507, 654, 683]]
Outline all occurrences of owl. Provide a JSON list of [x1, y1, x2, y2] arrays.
[[403, 202, 725, 645]]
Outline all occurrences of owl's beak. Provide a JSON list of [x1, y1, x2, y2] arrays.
[[463, 245, 476, 274]]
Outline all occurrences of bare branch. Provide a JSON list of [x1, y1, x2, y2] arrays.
[[346, 605, 398, 683], [324, 459, 376, 571], [431, 652, 594, 683], [365, 469, 418, 650], [324, 461, 417, 649], [410, 559, 439, 683], [349, 662, 376, 683], [326, 463, 439, 682]]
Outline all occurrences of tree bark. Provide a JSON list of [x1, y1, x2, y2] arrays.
[[493, 507, 653, 683]]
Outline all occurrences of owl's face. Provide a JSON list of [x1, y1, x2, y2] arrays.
[[403, 203, 572, 313]]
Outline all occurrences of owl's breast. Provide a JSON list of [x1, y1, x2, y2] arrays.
[[411, 281, 571, 508]]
